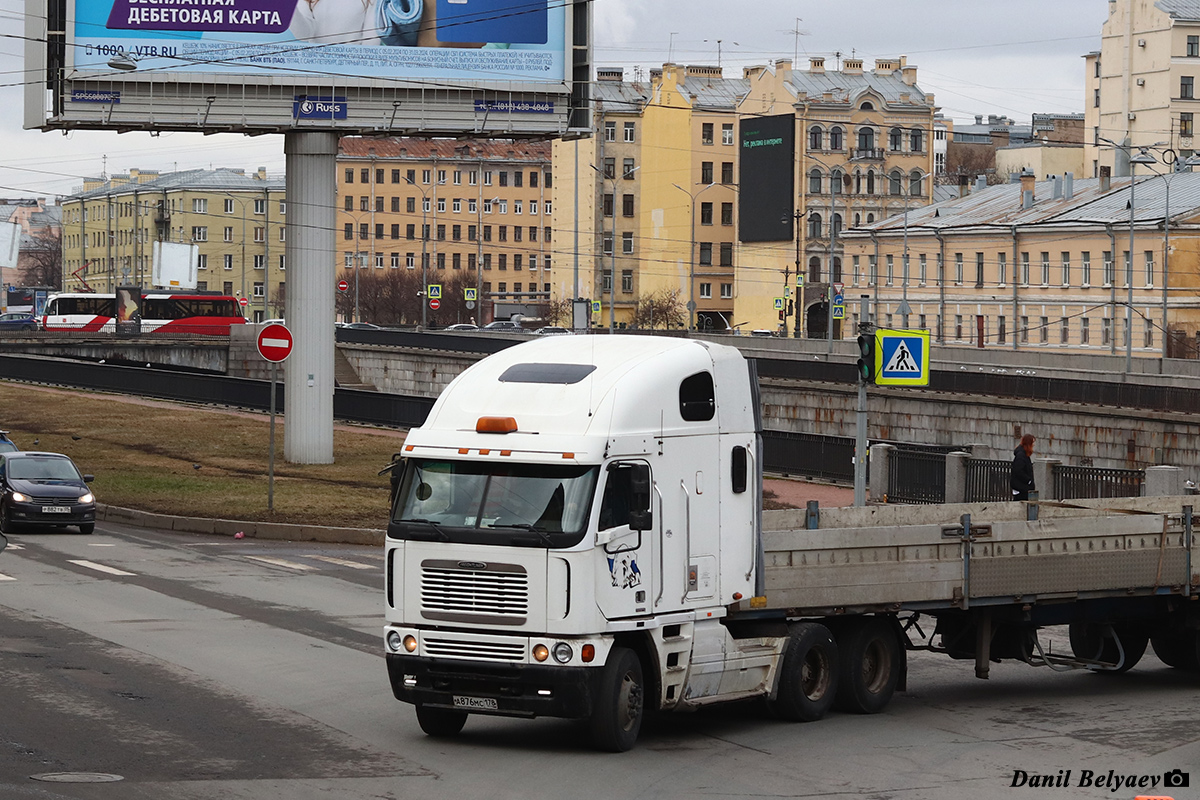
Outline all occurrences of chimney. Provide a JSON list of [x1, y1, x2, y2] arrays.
[[975, 114, 983, 125], [774, 58, 793, 78], [1064, 172, 1075, 199], [743, 65, 765, 80], [873, 58, 897, 76], [844, 58, 863, 74], [809, 56, 825, 74], [1020, 169, 1036, 208], [597, 68, 624, 82], [1100, 165, 1112, 193], [1052, 175, 1062, 199], [958, 174, 969, 198], [901, 64, 918, 86], [257, 166, 267, 180], [974, 175, 987, 192]]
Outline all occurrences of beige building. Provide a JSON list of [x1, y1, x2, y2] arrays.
[[61, 168, 286, 320], [1086, 0, 1200, 177], [336, 138, 551, 324], [735, 56, 938, 336], [995, 141, 1086, 181], [840, 171, 1200, 358]]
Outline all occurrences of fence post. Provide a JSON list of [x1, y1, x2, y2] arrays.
[[869, 444, 894, 503], [945, 451, 969, 504], [805, 500, 820, 529], [1144, 465, 1184, 496], [1033, 457, 1060, 501]]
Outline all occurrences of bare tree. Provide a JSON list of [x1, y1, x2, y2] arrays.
[[18, 232, 63, 289], [631, 289, 686, 330]]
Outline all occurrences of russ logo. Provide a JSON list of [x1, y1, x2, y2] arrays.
[[292, 96, 347, 120]]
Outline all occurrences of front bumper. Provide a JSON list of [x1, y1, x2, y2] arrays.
[[386, 654, 604, 720], [9, 501, 95, 528]]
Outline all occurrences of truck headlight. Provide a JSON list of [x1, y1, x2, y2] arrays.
[[532, 644, 549, 662], [386, 631, 403, 652], [551, 642, 573, 664]]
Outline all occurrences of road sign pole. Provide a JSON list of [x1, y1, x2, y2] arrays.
[[269, 361, 277, 512], [855, 294, 870, 507]]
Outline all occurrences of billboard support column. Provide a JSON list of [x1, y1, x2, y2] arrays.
[[283, 132, 338, 465]]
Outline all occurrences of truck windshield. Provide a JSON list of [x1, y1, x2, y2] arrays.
[[391, 460, 599, 548]]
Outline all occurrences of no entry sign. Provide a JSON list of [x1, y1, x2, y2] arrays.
[[429, 298, 441, 310], [337, 279, 349, 292], [256, 323, 293, 363]]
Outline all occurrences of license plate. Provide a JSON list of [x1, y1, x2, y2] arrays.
[[453, 695, 498, 711], [41, 506, 70, 514]]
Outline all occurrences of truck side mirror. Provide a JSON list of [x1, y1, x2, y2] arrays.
[[628, 463, 652, 532]]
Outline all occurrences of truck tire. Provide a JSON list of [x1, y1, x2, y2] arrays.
[[834, 617, 900, 714], [1069, 622, 1147, 673], [589, 646, 644, 752], [415, 705, 468, 738], [1151, 633, 1200, 671], [767, 622, 838, 722]]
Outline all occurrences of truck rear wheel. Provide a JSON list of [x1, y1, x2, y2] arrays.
[[415, 705, 468, 738], [1069, 622, 1148, 673], [1151, 633, 1200, 671], [590, 646, 644, 752], [834, 618, 900, 714], [767, 622, 838, 722]]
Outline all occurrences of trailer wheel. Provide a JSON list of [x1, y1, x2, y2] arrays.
[[1151, 633, 1200, 671], [834, 618, 900, 714], [767, 622, 838, 722], [1069, 622, 1148, 673], [590, 646, 644, 752], [415, 705, 468, 738]]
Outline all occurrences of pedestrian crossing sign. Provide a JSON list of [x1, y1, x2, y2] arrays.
[[428, 284, 442, 300], [874, 328, 930, 386]]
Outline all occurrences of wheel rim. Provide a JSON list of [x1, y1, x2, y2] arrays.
[[861, 638, 892, 694], [616, 670, 643, 732], [801, 646, 831, 701]]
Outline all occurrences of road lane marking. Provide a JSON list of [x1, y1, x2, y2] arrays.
[[87, 543, 116, 547], [244, 555, 315, 571], [5, 543, 23, 550], [68, 560, 136, 576], [309, 555, 376, 570], [0, 573, 14, 581]]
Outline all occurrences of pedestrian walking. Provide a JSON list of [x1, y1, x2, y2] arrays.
[[1010, 434, 1035, 501]]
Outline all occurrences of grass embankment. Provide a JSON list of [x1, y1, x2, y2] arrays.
[[0, 383, 403, 529]]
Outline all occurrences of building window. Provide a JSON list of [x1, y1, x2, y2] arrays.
[[910, 128, 923, 152], [1081, 251, 1091, 286], [604, 121, 616, 141], [700, 202, 713, 225], [699, 242, 712, 266], [1103, 250, 1114, 285], [702, 122, 714, 145], [955, 314, 963, 340], [720, 282, 732, 299], [602, 194, 614, 217], [624, 122, 635, 142], [1039, 316, 1049, 344], [602, 234, 612, 255], [197, 254, 207, 270], [720, 242, 733, 267], [621, 270, 633, 293], [254, 254, 265, 270], [191, 226, 207, 242], [1081, 317, 1090, 344], [1021, 252, 1031, 285], [809, 169, 823, 194], [1184, 113, 1195, 137], [886, 254, 894, 285], [1061, 317, 1070, 344], [254, 199, 266, 215], [809, 125, 823, 150], [345, 168, 354, 183], [997, 252, 1006, 285], [1041, 252, 1051, 285], [254, 227, 265, 243], [1145, 250, 1155, 285], [622, 194, 635, 217], [954, 253, 963, 284], [829, 127, 843, 151], [1094, 88, 1101, 108], [722, 123, 734, 145], [1183, 76, 1195, 99], [721, 162, 734, 184], [919, 253, 927, 284], [975, 253, 984, 287], [721, 202, 733, 226], [701, 162, 714, 184], [1102, 317, 1112, 345], [622, 231, 634, 254], [226, 254, 235, 270], [1021, 316, 1030, 343], [622, 158, 636, 179], [223, 226, 234, 242], [224, 198, 235, 214], [699, 282, 712, 299], [253, 281, 264, 298], [192, 198, 207, 213], [889, 127, 903, 151], [1190, 35, 1199, 57], [998, 316, 1006, 344]]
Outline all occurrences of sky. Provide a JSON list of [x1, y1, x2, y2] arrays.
[[0, 0, 1109, 199]]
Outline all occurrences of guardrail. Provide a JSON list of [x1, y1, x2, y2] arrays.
[[965, 458, 1012, 503], [1054, 465, 1144, 500]]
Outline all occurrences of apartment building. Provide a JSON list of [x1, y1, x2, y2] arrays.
[[735, 56, 938, 336], [336, 138, 552, 324], [1086, 0, 1200, 177], [839, 171, 1200, 358], [61, 168, 286, 320]]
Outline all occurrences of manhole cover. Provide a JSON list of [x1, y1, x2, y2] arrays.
[[30, 773, 124, 783]]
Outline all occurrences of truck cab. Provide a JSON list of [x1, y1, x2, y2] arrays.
[[383, 336, 774, 749]]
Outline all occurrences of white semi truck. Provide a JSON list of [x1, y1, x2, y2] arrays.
[[382, 336, 1199, 751]]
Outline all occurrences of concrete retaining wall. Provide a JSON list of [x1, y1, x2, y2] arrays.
[[98, 504, 384, 546]]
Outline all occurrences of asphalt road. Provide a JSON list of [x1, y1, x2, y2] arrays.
[[0, 522, 1197, 800]]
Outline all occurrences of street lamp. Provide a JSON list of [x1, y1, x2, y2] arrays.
[[1125, 149, 1158, 373], [406, 176, 435, 328], [673, 181, 715, 332]]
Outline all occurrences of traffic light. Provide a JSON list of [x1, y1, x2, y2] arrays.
[[856, 334, 874, 383], [778, 309, 785, 321]]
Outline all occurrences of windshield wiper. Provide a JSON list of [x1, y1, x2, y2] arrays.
[[396, 518, 449, 542], [494, 523, 556, 547]]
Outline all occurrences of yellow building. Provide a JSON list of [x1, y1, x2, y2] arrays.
[[1086, 0, 1200, 177], [551, 64, 749, 330], [61, 167, 286, 321], [735, 56, 938, 337], [336, 138, 551, 325], [839, 171, 1200, 358]]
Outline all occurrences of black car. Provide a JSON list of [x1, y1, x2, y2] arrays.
[[0, 312, 38, 332], [0, 452, 96, 534]]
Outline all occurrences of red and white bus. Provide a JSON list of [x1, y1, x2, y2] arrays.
[[42, 292, 247, 335]]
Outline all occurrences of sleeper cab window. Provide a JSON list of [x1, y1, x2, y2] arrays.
[[679, 372, 715, 421]]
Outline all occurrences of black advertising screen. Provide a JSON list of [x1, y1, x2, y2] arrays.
[[738, 114, 795, 243]]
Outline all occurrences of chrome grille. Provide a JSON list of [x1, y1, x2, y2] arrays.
[[420, 562, 529, 623], [423, 635, 525, 663], [28, 496, 79, 505]]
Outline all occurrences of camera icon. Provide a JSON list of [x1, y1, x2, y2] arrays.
[[1164, 769, 1190, 788]]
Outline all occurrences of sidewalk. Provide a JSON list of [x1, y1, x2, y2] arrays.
[[763, 477, 857, 509]]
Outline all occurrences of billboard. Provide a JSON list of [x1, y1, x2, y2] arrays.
[[738, 114, 795, 243], [26, 0, 591, 135]]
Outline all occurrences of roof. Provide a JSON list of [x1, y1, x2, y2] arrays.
[[1157, 0, 1200, 19], [71, 168, 284, 200], [850, 172, 1200, 235], [338, 137, 551, 163], [788, 68, 931, 107], [675, 74, 750, 110], [593, 81, 651, 114]]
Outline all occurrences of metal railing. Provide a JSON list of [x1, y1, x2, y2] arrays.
[[965, 458, 1013, 502], [887, 448, 946, 504], [1054, 465, 1144, 500], [761, 430, 855, 482]]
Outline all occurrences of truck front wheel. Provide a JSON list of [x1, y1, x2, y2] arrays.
[[590, 646, 644, 752], [415, 705, 468, 738], [834, 617, 901, 714], [768, 622, 838, 722]]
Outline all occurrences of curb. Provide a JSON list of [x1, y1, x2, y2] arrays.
[[97, 504, 385, 546]]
